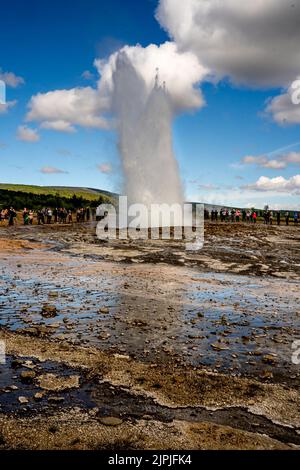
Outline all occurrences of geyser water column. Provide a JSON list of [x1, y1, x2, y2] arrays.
[[112, 53, 184, 228]]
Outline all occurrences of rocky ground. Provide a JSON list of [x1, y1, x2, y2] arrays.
[[0, 221, 299, 450]]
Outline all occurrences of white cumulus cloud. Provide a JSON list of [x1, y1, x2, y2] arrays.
[[17, 125, 40, 142], [241, 152, 300, 169], [0, 69, 24, 88], [40, 166, 68, 174], [26, 87, 109, 132], [266, 85, 300, 125], [157, 0, 300, 87], [244, 175, 300, 194]]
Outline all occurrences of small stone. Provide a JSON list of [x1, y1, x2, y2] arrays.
[[41, 304, 57, 318], [34, 392, 44, 401], [18, 396, 29, 404], [211, 343, 229, 351], [260, 370, 274, 380], [99, 307, 109, 314], [9, 385, 18, 391], [98, 416, 123, 426], [113, 354, 130, 360], [48, 291, 58, 298], [142, 415, 152, 421], [98, 332, 110, 340], [22, 360, 36, 369]]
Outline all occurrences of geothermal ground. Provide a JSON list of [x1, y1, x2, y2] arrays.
[[0, 222, 299, 450]]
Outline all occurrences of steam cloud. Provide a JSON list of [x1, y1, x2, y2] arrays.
[[104, 51, 184, 209]]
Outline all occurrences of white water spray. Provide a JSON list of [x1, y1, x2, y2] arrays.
[[111, 53, 184, 219]]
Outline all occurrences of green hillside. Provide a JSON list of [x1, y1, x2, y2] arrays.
[[0, 183, 116, 201]]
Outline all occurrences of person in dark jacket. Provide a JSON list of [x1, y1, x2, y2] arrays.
[[8, 207, 17, 226], [277, 211, 281, 226]]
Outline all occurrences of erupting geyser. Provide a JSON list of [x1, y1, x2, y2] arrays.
[[111, 53, 184, 215]]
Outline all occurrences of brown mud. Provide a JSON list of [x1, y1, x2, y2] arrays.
[[0, 222, 299, 449]]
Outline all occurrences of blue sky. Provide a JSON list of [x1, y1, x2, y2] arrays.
[[1, 0, 300, 209]]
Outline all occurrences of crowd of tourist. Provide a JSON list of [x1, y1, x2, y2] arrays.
[[0, 206, 95, 226], [205, 207, 299, 226], [1, 205, 299, 227]]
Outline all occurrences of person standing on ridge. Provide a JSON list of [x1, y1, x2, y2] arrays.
[[277, 211, 281, 226], [8, 207, 17, 226], [285, 211, 290, 226]]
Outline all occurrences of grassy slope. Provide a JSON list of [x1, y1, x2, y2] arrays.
[[0, 183, 116, 201]]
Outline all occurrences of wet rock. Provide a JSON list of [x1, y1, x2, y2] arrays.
[[98, 416, 123, 426], [18, 396, 29, 404], [8, 385, 18, 391], [38, 373, 80, 391], [20, 370, 36, 384], [48, 396, 65, 403], [48, 291, 58, 298], [34, 392, 44, 401], [211, 343, 230, 351], [99, 307, 109, 314], [260, 370, 274, 380], [41, 304, 57, 318], [22, 360, 36, 369], [98, 332, 111, 340], [113, 353, 130, 360], [262, 354, 277, 365]]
